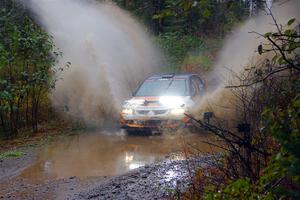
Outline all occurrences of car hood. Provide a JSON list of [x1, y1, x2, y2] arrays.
[[122, 96, 194, 109]]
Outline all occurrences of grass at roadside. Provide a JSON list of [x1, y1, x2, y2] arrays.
[[0, 120, 83, 155], [0, 150, 24, 159]]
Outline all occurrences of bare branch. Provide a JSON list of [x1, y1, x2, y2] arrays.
[[226, 66, 289, 88], [266, 36, 300, 70]]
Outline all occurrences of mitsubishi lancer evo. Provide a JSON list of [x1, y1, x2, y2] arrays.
[[120, 73, 206, 133]]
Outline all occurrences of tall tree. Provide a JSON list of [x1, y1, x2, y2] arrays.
[[0, 0, 60, 138]]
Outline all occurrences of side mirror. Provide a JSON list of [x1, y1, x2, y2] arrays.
[[203, 112, 213, 124]]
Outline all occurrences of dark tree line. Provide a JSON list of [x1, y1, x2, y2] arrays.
[[113, 0, 266, 36], [0, 0, 63, 138]]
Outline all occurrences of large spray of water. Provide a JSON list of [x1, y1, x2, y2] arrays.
[[193, 0, 300, 122], [26, 0, 299, 128], [26, 0, 164, 125]]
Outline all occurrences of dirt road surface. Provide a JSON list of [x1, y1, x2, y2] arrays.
[[0, 130, 220, 200]]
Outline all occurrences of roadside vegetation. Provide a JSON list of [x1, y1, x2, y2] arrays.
[[0, 1, 56, 139], [155, 33, 222, 72], [0, 150, 23, 159], [0, 1, 70, 141], [184, 16, 299, 199], [117, 0, 300, 199]]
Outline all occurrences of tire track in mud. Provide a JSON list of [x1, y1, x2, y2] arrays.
[[73, 155, 216, 200], [0, 151, 218, 200], [0, 132, 220, 200]]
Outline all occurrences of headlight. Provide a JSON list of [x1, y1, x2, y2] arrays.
[[127, 99, 145, 105], [159, 96, 184, 108], [122, 108, 133, 115], [170, 108, 185, 115]]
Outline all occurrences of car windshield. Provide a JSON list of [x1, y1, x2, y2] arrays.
[[135, 78, 187, 96]]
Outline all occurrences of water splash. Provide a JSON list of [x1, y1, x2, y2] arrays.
[[192, 0, 300, 122], [26, 0, 164, 126]]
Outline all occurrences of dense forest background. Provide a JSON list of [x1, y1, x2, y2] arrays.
[[114, 0, 254, 35], [1, 0, 299, 199], [114, 0, 256, 70]]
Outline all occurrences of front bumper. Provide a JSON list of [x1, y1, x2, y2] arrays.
[[120, 115, 191, 129]]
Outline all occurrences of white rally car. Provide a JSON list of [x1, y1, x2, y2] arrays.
[[120, 73, 206, 133]]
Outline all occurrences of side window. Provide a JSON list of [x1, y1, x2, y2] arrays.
[[196, 77, 205, 93], [190, 80, 196, 96], [190, 77, 200, 96]]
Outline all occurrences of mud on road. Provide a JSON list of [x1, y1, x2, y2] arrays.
[[0, 149, 37, 181], [0, 155, 217, 200], [74, 155, 216, 200], [0, 131, 220, 200]]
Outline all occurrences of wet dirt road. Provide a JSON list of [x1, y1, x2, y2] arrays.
[[21, 130, 218, 180], [0, 130, 220, 199]]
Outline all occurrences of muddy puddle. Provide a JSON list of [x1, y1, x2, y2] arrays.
[[20, 130, 219, 182]]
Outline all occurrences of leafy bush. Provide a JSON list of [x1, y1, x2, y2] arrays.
[[156, 32, 204, 70], [156, 33, 222, 71], [0, 0, 63, 138], [0, 150, 24, 159], [174, 16, 300, 200], [205, 80, 300, 199]]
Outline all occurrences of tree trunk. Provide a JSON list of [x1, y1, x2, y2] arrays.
[[31, 86, 37, 133], [0, 109, 7, 138], [151, 0, 164, 34]]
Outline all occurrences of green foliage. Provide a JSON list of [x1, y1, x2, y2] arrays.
[[209, 79, 300, 200], [183, 54, 212, 71], [0, 150, 24, 159], [114, 0, 248, 36], [115, 1, 245, 71], [263, 17, 299, 67], [156, 32, 221, 71], [206, 179, 253, 200], [156, 32, 204, 69], [0, 0, 59, 138], [184, 38, 221, 71], [262, 81, 300, 198], [156, 0, 247, 35], [204, 18, 300, 200], [113, 0, 165, 34]]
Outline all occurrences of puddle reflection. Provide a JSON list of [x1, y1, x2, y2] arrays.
[[20, 131, 219, 182]]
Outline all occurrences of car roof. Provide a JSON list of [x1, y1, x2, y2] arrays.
[[147, 73, 198, 80]]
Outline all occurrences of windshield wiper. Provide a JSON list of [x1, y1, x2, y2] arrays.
[[164, 79, 174, 93]]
